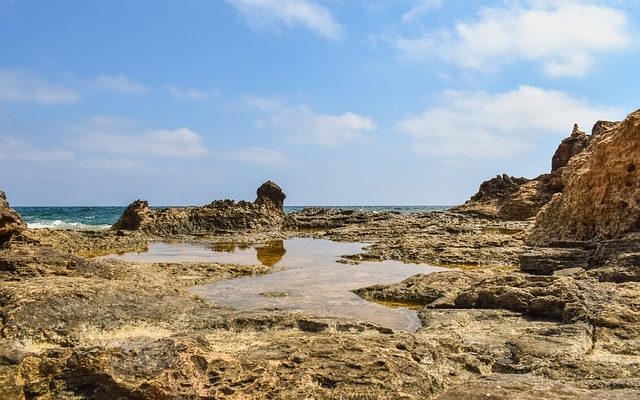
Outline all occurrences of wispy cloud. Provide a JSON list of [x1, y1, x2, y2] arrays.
[[390, 1, 631, 77], [227, 0, 342, 39], [228, 146, 289, 166], [402, 0, 442, 23], [69, 116, 208, 158], [0, 135, 74, 161], [164, 84, 218, 101], [398, 85, 622, 157], [0, 69, 81, 104], [245, 96, 375, 147], [90, 74, 150, 95]]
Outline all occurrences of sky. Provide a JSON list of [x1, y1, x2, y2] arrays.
[[0, 0, 638, 206]]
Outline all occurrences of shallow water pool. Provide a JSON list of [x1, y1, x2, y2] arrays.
[[102, 238, 446, 331]]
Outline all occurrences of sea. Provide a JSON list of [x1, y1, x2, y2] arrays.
[[14, 205, 450, 231]]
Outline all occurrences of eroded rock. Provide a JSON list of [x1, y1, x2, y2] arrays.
[[0, 191, 25, 245], [256, 180, 286, 210], [529, 110, 638, 242], [112, 181, 287, 236], [112, 199, 148, 230], [551, 123, 591, 172]]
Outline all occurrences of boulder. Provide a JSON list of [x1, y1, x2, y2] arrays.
[[256, 180, 286, 210], [529, 110, 638, 242], [112, 199, 149, 231], [0, 191, 25, 244]]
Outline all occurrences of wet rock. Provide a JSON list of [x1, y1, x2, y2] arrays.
[[111, 199, 149, 230], [256, 180, 286, 210], [0, 191, 25, 245], [529, 110, 639, 242]]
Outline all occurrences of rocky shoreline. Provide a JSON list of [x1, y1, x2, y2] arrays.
[[1, 111, 639, 398]]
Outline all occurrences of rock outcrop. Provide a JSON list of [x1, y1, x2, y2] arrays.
[[529, 110, 639, 243], [256, 180, 286, 209], [455, 122, 606, 221], [551, 124, 591, 172], [112, 181, 286, 235], [111, 199, 149, 230], [453, 174, 560, 220], [0, 191, 25, 245]]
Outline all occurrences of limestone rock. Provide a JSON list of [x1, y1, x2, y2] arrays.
[[111, 182, 287, 235], [529, 109, 640, 242], [591, 120, 621, 137], [470, 174, 529, 202], [0, 191, 25, 244], [256, 180, 286, 210], [551, 123, 591, 171], [111, 199, 149, 230], [453, 174, 559, 220]]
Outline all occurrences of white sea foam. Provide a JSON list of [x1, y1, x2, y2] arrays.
[[27, 220, 111, 231]]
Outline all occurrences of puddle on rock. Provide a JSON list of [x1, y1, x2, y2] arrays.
[[102, 238, 446, 331]]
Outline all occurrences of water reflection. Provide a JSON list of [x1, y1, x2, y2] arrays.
[[101, 238, 446, 331]]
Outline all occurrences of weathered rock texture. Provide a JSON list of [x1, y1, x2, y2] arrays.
[[112, 199, 148, 230], [530, 110, 639, 242], [112, 181, 286, 235], [551, 124, 591, 171], [453, 174, 560, 220], [0, 191, 25, 245], [256, 180, 286, 209], [454, 122, 601, 221]]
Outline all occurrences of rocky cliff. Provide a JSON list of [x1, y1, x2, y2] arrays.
[[455, 122, 605, 221], [112, 181, 287, 235], [0, 191, 25, 245], [529, 110, 640, 243]]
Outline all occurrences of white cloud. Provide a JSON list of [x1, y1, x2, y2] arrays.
[[70, 116, 208, 158], [245, 96, 375, 147], [78, 157, 150, 172], [402, 0, 442, 23], [0, 135, 74, 161], [391, 1, 631, 77], [229, 146, 289, 166], [0, 69, 80, 104], [398, 85, 622, 157], [164, 85, 218, 101], [227, 0, 342, 39], [91, 74, 149, 94]]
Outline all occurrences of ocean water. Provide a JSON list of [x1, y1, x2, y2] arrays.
[[14, 205, 450, 230]]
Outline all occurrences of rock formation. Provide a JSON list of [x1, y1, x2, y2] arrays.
[[0, 191, 25, 244], [256, 180, 286, 209], [111, 199, 149, 230], [455, 122, 604, 221], [453, 174, 560, 220], [551, 124, 591, 172], [529, 110, 640, 242], [112, 181, 286, 235]]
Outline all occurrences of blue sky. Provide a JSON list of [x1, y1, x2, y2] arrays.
[[0, 0, 638, 206]]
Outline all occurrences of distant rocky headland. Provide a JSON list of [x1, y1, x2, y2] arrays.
[[1, 110, 639, 399]]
